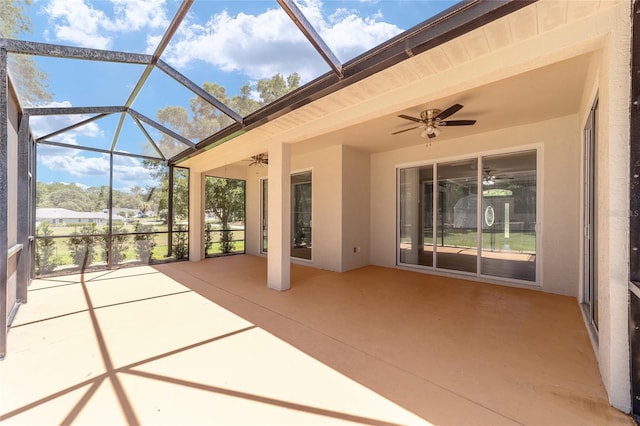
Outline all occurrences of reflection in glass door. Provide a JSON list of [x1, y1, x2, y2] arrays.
[[291, 172, 312, 260], [480, 151, 537, 281], [260, 172, 313, 260], [399, 166, 433, 266], [435, 159, 478, 273]]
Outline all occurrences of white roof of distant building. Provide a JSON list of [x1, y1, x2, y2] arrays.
[[36, 208, 121, 221]]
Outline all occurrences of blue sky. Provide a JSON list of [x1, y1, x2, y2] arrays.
[[16, 0, 459, 192]]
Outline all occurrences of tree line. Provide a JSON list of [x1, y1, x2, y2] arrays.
[[37, 181, 153, 213]]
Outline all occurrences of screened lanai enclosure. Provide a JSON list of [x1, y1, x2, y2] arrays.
[[2, 0, 511, 353]]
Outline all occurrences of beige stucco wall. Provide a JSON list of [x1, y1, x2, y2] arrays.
[[244, 145, 370, 273], [587, 1, 631, 411], [245, 145, 344, 272], [341, 146, 371, 272]]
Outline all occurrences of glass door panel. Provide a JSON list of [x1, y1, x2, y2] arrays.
[[291, 172, 312, 260], [583, 100, 598, 329], [436, 159, 478, 273], [399, 166, 433, 266], [480, 151, 536, 281]]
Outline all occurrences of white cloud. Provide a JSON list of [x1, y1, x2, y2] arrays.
[[40, 152, 156, 188], [29, 101, 103, 143], [40, 153, 110, 176], [164, 7, 320, 81], [43, 0, 112, 49], [106, 0, 169, 32], [112, 156, 156, 187], [41, 0, 169, 49], [162, 0, 402, 83]]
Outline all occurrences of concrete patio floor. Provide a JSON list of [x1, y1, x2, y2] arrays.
[[0, 255, 634, 425]]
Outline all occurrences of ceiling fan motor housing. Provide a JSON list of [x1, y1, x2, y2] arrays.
[[420, 109, 441, 121]]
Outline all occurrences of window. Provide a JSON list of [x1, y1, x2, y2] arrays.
[[261, 170, 313, 260]]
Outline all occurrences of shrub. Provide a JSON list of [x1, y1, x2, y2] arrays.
[[35, 222, 59, 275], [204, 222, 213, 255], [100, 223, 129, 265], [67, 224, 98, 268], [134, 221, 156, 264], [172, 224, 188, 259]]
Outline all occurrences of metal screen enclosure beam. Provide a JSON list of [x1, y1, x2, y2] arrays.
[[167, 166, 175, 257], [0, 38, 152, 64], [277, 0, 343, 78], [630, 0, 640, 419], [630, 0, 640, 279], [17, 112, 30, 303], [0, 48, 8, 359]]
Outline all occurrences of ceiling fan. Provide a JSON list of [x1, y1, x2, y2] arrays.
[[482, 168, 513, 186], [392, 103, 476, 139], [248, 153, 268, 167]]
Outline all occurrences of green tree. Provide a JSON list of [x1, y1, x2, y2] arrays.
[[0, 0, 53, 105], [139, 163, 188, 222], [47, 188, 91, 211], [205, 177, 244, 230], [155, 72, 300, 145], [205, 177, 244, 254], [256, 73, 300, 104], [172, 224, 188, 259]]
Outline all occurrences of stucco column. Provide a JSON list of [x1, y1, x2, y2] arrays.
[[596, 2, 632, 412], [267, 141, 291, 291], [189, 170, 204, 262]]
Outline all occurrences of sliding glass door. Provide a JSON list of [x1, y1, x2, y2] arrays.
[[398, 150, 537, 283]]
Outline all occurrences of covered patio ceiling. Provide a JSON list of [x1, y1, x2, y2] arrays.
[[2, 0, 533, 164]]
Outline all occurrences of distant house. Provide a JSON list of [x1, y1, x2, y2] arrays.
[[104, 208, 141, 218], [36, 208, 123, 226]]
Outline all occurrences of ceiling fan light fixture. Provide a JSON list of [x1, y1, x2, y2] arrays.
[[483, 175, 496, 186], [421, 125, 440, 139]]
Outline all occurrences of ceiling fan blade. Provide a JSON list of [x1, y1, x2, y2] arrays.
[[398, 114, 423, 123], [439, 120, 476, 126], [436, 104, 463, 120], [392, 125, 422, 135]]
